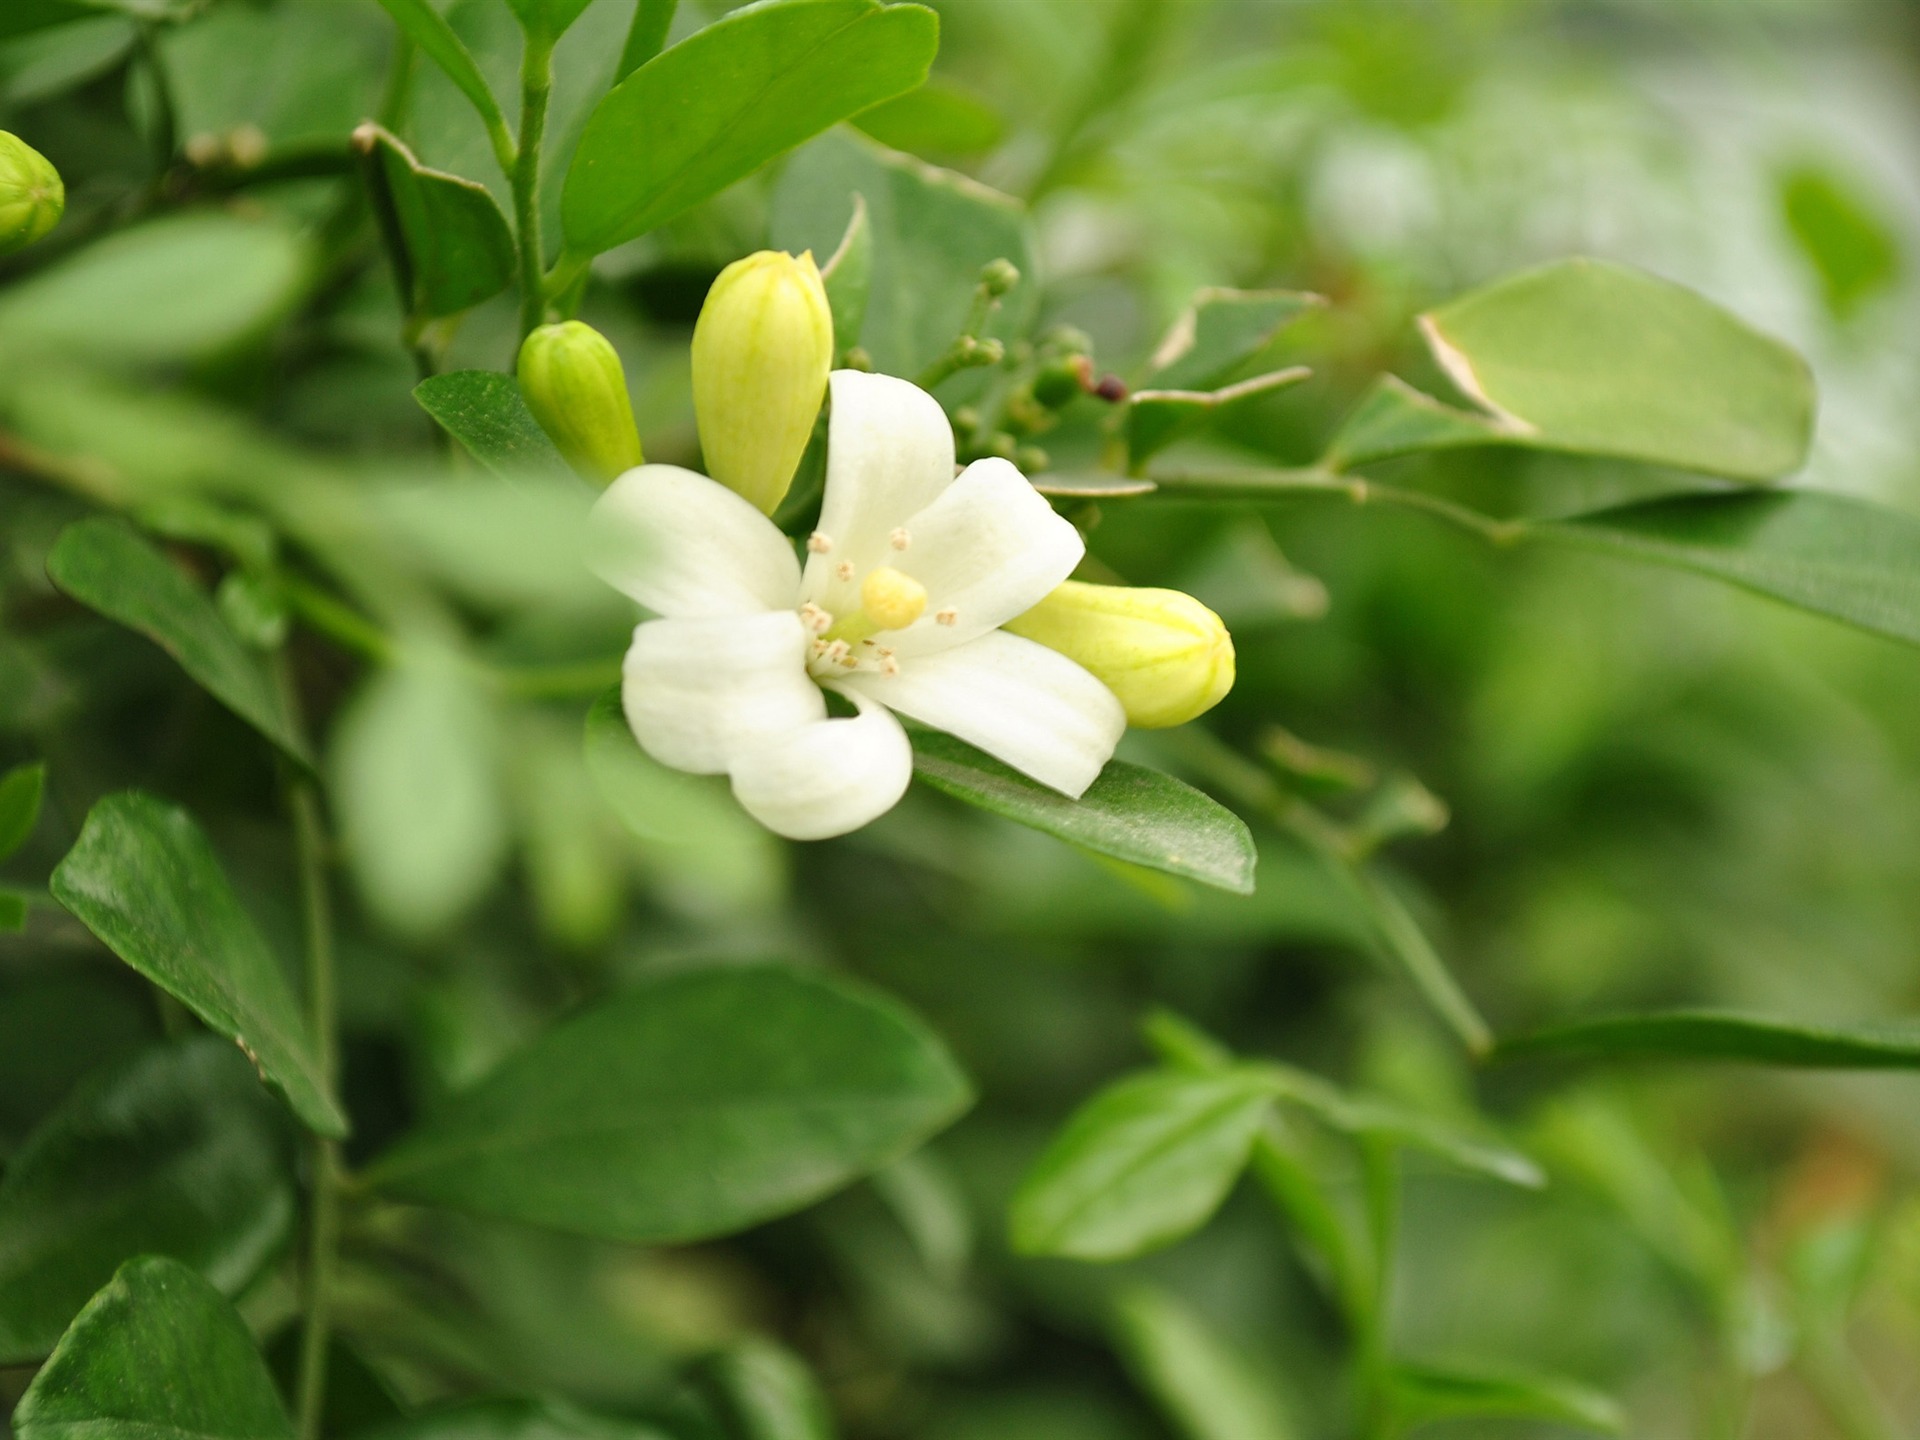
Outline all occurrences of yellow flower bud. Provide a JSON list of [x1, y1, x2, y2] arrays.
[[691, 249, 833, 515], [1006, 580, 1235, 729], [0, 131, 63, 257], [517, 321, 644, 485]]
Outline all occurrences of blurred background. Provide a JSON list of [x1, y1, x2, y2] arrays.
[[7, 1, 1920, 1437]]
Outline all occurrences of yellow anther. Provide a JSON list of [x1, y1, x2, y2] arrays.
[[860, 567, 928, 632], [836, 560, 856, 581], [935, 607, 958, 627], [889, 527, 912, 551]]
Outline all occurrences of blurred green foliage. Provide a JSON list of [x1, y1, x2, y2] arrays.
[[5, 2, 1920, 1439]]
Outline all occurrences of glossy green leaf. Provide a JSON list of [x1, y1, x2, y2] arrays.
[[359, 1397, 673, 1440], [1111, 1285, 1300, 1440], [365, 966, 971, 1243], [698, 1339, 839, 1440], [362, 125, 515, 318], [1146, 288, 1321, 392], [1538, 488, 1920, 649], [1418, 257, 1814, 481], [503, 0, 594, 42], [853, 79, 1005, 157], [772, 130, 1032, 380], [11, 1255, 292, 1440], [0, 211, 307, 365], [910, 729, 1257, 895], [330, 658, 508, 939], [45, 519, 312, 766], [1386, 1362, 1622, 1435], [1126, 368, 1310, 467], [583, 688, 785, 913], [562, 0, 939, 255], [1322, 374, 1510, 470], [372, 0, 509, 145], [1010, 1069, 1276, 1260], [0, 760, 46, 862], [49, 791, 347, 1137], [0, 1039, 294, 1363], [414, 371, 574, 481], [1495, 1008, 1920, 1069]]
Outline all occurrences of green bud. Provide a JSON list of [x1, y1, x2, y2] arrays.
[[1006, 580, 1235, 729], [691, 250, 833, 514], [517, 321, 644, 485], [0, 131, 64, 257]]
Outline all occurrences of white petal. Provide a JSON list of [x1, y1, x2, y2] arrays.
[[729, 688, 912, 840], [886, 457, 1085, 655], [621, 612, 823, 775], [801, 370, 955, 614], [844, 630, 1124, 798], [589, 464, 799, 618]]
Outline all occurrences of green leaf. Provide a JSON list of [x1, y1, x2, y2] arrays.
[[1386, 1361, 1623, 1435], [583, 688, 785, 914], [365, 966, 971, 1243], [1125, 368, 1310, 468], [1110, 1284, 1300, 1440], [0, 890, 28, 931], [0, 760, 46, 862], [0, 975, 154, 1158], [819, 191, 873, 357], [853, 78, 1005, 158], [698, 1339, 839, 1440], [372, 0, 510, 148], [160, 0, 390, 159], [358, 1397, 673, 1440], [1495, 1009, 1920, 1070], [1322, 374, 1510, 470], [1538, 488, 1920, 649], [1779, 161, 1901, 321], [48, 791, 347, 1138], [1255, 1065, 1543, 1189], [909, 729, 1256, 895], [0, 1039, 294, 1363], [1418, 257, 1814, 481], [1146, 288, 1321, 392], [414, 371, 574, 481], [11, 1255, 292, 1440], [1010, 1069, 1276, 1261], [772, 130, 1032, 380], [502, 0, 594, 42], [330, 658, 508, 939], [562, 0, 939, 256], [0, 0, 97, 41], [45, 518, 313, 767], [361, 125, 515, 319], [0, 211, 307, 366], [616, 0, 677, 81]]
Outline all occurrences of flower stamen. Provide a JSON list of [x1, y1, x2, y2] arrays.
[[807, 531, 833, 554], [889, 527, 911, 551], [935, 607, 958, 627]]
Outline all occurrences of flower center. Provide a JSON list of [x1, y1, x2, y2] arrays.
[[804, 567, 934, 678]]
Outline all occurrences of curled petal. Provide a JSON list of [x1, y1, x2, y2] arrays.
[[589, 464, 799, 618], [886, 457, 1085, 655], [844, 630, 1124, 798], [621, 612, 823, 775], [802, 370, 955, 615], [729, 688, 913, 840]]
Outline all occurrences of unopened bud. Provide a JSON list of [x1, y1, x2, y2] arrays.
[[1006, 580, 1234, 729], [517, 321, 644, 485], [979, 257, 1021, 297], [0, 132, 63, 256], [691, 249, 832, 514]]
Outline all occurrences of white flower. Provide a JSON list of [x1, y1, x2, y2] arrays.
[[587, 370, 1126, 840]]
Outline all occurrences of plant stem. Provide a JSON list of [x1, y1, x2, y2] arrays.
[[276, 656, 341, 1440], [512, 32, 556, 343]]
